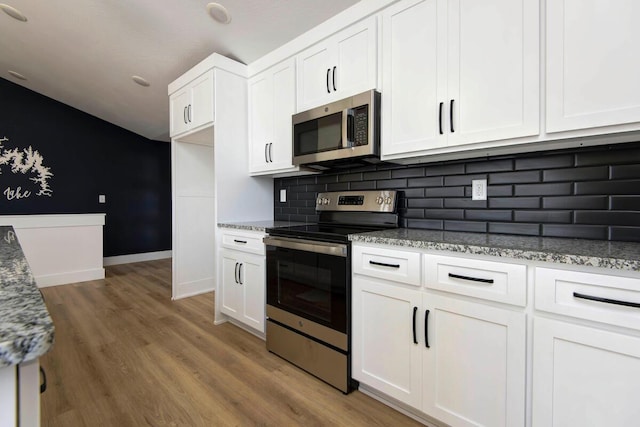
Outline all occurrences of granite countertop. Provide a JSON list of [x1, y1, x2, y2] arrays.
[[218, 220, 310, 232], [350, 228, 640, 272], [0, 226, 54, 367]]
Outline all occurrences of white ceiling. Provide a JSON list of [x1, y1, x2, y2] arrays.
[[0, 0, 360, 141]]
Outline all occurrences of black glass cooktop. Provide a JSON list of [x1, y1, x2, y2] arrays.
[[266, 224, 384, 243]]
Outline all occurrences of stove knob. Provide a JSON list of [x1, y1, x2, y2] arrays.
[[375, 196, 384, 205], [317, 197, 323, 206], [323, 197, 330, 205], [385, 197, 392, 204]]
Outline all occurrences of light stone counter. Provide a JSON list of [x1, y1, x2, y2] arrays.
[[218, 220, 311, 232], [0, 226, 54, 367], [350, 228, 640, 272]]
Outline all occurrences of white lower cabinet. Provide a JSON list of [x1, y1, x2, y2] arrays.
[[532, 317, 640, 427], [352, 244, 526, 426], [423, 294, 526, 427]]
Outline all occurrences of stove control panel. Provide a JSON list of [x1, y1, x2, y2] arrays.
[[316, 190, 397, 212]]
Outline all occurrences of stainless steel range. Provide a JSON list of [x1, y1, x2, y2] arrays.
[[264, 190, 399, 393]]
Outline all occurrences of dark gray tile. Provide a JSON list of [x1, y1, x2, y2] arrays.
[[487, 185, 513, 197], [408, 176, 444, 188], [274, 213, 288, 221], [316, 174, 338, 184], [543, 166, 608, 182], [350, 181, 377, 190], [514, 211, 572, 223], [514, 183, 572, 196], [444, 221, 487, 233], [363, 170, 392, 181], [575, 211, 640, 226], [407, 219, 444, 230], [291, 200, 308, 208], [306, 183, 327, 192], [444, 198, 488, 209], [297, 207, 317, 216], [576, 146, 640, 166], [327, 182, 350, 191], [297, 176, 317, 185], [408, 199, 444, 208], [281, 177, 298, 187], [515, 154, 574, 170], [575, 180, 640, 195], [297, 192, 317, 200], [290, 184, 307, 193], [489, 197, 540, 209], [391, 167, 425, 178], [610, 227, 640, 242], [444, 174, 486, 186], [465, 210, 512, 221], [611, 164, 640, 180], [425, 209, 465, 219], [543, 196, 608, 210], [542, 224, 608, 240], [377, 179, 407, 189], [281, 207, 298, 215], [404, 209, 425, 219], [489, 222, 540, 236], [424, 163, 465, 176], [402, 188, 425, 198], [466, 159, 513, 173], [611, 196, 640, 210], [338, 172, 363, 182], [425, 186, 465, 198], [489, 170, 541, 184]]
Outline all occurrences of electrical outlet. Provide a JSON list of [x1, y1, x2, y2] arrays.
[[471, 180, 487, 201], [279, 189, 287, 203], [98, 194, 106, 204]]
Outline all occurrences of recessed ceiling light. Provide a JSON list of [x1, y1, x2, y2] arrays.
[[0, 4, 27, 22], [132, 75, 150, 87], [206, 3, 231, 24], [8, 70, 27, 80]]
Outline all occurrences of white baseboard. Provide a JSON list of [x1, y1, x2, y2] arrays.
[[36, 268, 105, 288], [172, 277, 214, 300], [103, 250, 172, 266]]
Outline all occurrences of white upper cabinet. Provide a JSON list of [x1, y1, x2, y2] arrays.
[[249, 58, 299, 175], [547, 0, 640, 133], [296, 16, 378, 112], [169, 70, 214, 138], [381, 0, 539, 158]]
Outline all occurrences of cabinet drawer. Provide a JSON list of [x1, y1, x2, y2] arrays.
[[424, 254, 527, 306], [221, 230, 265, 255], [352, 245, 421, 286], [535, 267, 640, 331]]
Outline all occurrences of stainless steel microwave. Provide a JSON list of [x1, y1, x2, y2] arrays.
[[292, 90, 380, 170]]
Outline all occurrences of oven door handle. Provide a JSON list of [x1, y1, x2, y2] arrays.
[[263, 236, 348, 258]]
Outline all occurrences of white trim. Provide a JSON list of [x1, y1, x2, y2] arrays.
[[0, 214, 105, 228], [172, 277, 215, 300], [36, 268, 105, 288], [103, 250, 172, 266]]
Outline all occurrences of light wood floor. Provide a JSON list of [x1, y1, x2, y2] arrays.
[[40, 259, 422, 426]]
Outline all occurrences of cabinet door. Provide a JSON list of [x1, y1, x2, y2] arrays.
[[239, 254, 266, 333], [547, 1, 640, 133], [333, 16, 377, 101], [533, 317, 640, 427], [220, 251, 242, 320], [381, 0, 447, 156], [268, 59, 296, 171], [447, 0, 539, 146], [423, 293, 526, 427], [352, 276, 422, 409], [190, 71, 215, 130], [296, 41, 332, 111], [170, 87, 190, 137], [248, 72, 273, 173]]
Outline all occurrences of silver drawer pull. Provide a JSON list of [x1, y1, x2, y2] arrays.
[[448, 273, 494, 284], [573, 292, 640, 309], [370, 260, 400, 269]]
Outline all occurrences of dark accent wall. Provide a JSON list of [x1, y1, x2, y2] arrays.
[[274, 142, 640, 242], [0, 78, 171, 256]]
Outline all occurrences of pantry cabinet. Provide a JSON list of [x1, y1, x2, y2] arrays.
[[169, 70, 214, 138], [381, 0, 539, 158], [546, 0, 640, 133], [248, 58, 299, 175], [296, 16, 377, 112]]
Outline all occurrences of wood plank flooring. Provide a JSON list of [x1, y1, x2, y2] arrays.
[[40, 259, 422, 426]]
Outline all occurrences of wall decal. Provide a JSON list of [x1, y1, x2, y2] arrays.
[[0, 135, 53, 200]]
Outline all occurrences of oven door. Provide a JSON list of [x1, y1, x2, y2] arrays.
[[264, 236, 349, 334]]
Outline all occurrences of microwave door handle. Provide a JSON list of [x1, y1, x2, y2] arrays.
[[341, 108, 354, 148]]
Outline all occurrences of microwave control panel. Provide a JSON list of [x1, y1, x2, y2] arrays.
[[353, 105, 369, 146]]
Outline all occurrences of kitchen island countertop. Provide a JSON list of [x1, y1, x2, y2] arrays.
[[218, 220, 311, 232], [0, 226, 54, 367], [350, 228, 640, 272]]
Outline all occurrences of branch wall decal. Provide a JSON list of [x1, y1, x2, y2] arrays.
[[0, 136, 54, 197]]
